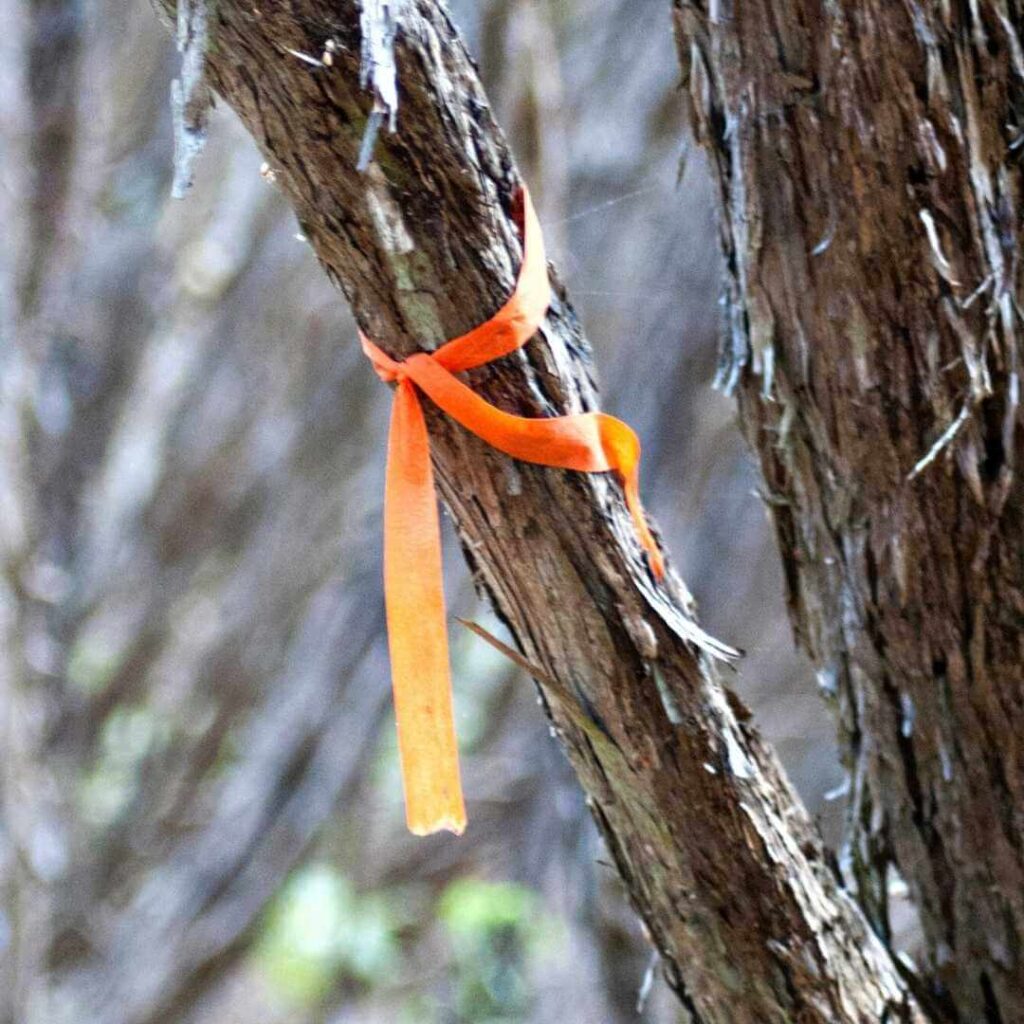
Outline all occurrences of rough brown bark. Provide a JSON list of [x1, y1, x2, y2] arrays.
[[675, 1, 1024, 1020], [146, 2, 933, 1020]]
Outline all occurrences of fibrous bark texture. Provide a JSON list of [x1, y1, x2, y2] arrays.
[[144, 1, 931, 1020], [676, 1, 1024, 1019]]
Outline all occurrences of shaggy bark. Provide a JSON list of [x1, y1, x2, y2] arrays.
[[146, 1, 932, 1020], [675, 1, 1024, 1019]]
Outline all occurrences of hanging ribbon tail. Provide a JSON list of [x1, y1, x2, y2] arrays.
[[383, 379, 467, 836]]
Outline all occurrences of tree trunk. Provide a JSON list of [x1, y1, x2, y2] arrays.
[[675, 1, 1024, 1019], [143, 1, 934, 1020]]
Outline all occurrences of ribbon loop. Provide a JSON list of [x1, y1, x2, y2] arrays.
[[362, 186, 664, 836]]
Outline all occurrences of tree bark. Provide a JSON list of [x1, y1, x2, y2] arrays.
[[675, 1, 1024, 1019], [145, 2, 934, 1020]]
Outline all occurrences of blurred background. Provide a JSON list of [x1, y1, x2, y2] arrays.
[[0, 1, 843, 1021]]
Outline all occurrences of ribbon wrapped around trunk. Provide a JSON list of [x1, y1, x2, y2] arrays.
[[361, 186, 664, 836]]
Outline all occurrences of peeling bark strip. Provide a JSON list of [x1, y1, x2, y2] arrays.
[[357, 0, 404, 169], [170, 0, 212, 196], [153, 2, 925, 1019], [675, 0, 1024, 1019]]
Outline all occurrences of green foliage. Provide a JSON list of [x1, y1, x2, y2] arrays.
[[439, 878, 538, 937], [252, 845, 566, 1022], [79, 706, 170, 827], [255, 863, 401, 1007], [439, 878, 555, 1023], [67, 634, 122, 695]]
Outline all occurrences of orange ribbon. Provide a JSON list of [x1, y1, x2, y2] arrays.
[[361, 187, 665, 836]]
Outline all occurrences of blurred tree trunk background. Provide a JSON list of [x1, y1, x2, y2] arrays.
[[7, 0, 1000, 1021]]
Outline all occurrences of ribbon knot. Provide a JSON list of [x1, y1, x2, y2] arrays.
[[366, 346, 405, 384], [361, 187, 664, 837]]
